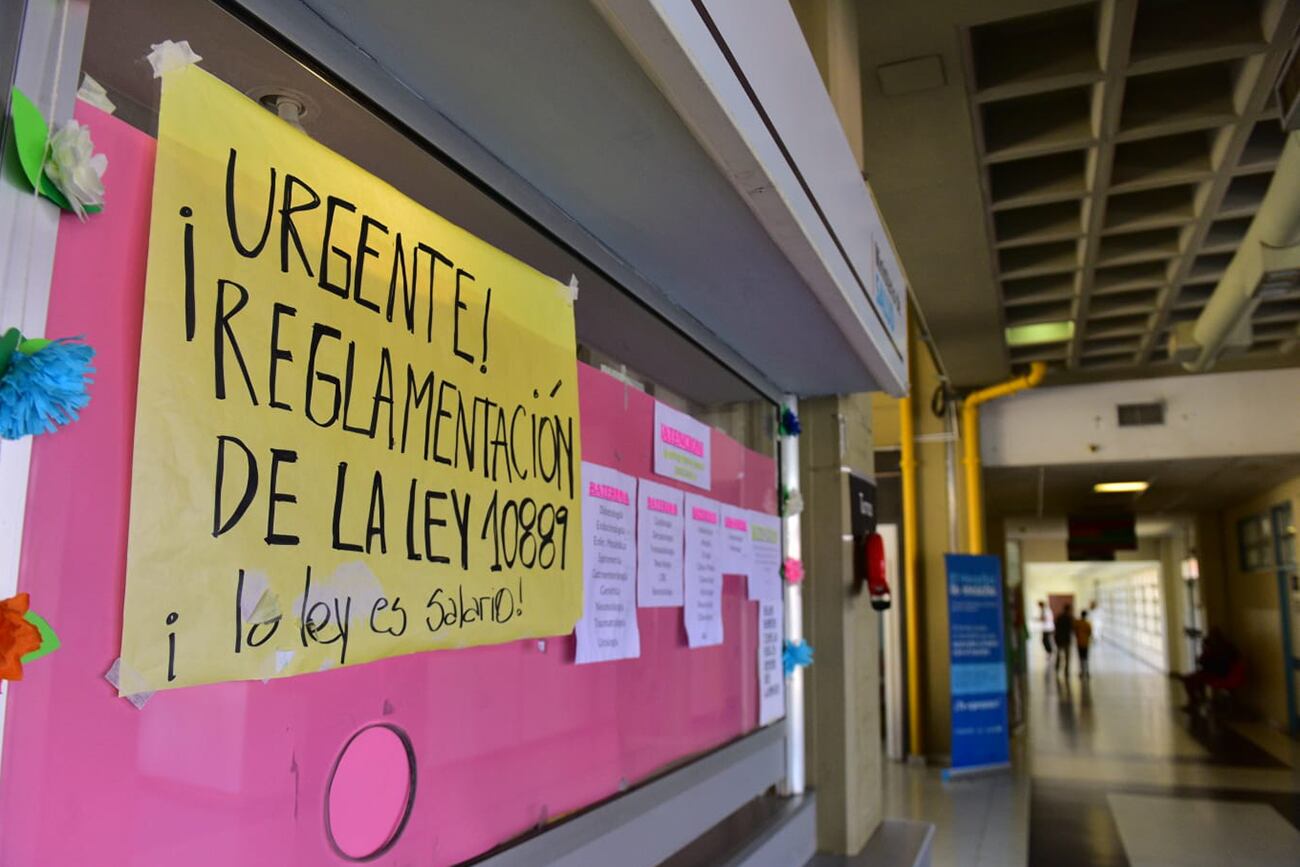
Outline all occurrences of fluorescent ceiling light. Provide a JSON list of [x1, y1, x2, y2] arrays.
[[1093, 481, 1149, 493], [1005, 321, 1074, 348]]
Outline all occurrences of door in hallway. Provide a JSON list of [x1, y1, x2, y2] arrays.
[[1048, 594, 1075, 617]]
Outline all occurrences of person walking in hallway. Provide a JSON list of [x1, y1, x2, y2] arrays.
[[1054, 603, 1075, 678], [1074, 610, 1092, 679], [1037, 600, 1054, 664]]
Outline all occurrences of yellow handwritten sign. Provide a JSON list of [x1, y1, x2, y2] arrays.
[[120, 66, 583, 692]]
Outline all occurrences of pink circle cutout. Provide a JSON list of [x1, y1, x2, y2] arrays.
[[327, 724, 415, 860]]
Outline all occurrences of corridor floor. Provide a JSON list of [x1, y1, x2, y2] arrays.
[[882, 642, 1300, 867]]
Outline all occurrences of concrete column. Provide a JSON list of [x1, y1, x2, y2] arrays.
[[1195, 510, 1230, 634], [799, 394, 881, 854], [1160, 532, 1191, 675]]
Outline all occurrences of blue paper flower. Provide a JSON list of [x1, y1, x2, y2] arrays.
[[780, 407, 801, 437], [0, 338, 95, 439], [783, 639, 814, 676]]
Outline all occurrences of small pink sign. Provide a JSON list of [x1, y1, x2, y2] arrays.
[[587, 481, 631, 505], [653, 401, 712, 490], [660, 424, 705, 457], [646, 496, 679, 516], [692, 507, 719, 524]]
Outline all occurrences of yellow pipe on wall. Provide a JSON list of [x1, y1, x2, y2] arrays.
[[961, 362, 1047, 554], [900, 388, 921, 758]]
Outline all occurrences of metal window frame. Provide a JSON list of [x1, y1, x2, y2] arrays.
[[0, 4, 807, 860], [0, 0, 89, 782], [474, 723, 788, 867]]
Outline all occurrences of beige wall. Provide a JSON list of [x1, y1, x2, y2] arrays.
[[872, 323, 969, 759], [1196, 510, 1230, 635], [790, 0, 865, 169], [1214, 473, 1300, 728], [1159, 530, 1193, 675], [871, 392, 900, 448], [913, 336, 961, 758]]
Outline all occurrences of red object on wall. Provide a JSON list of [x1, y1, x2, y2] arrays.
[[864, 532, 891, 611]]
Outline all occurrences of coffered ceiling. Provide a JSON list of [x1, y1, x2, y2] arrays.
[[858, 0, 1300, 387]]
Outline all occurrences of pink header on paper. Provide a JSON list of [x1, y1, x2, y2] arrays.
[[691, 506, 719, 524], [587, 481, 631, 505], [724, 516, 748, 531], [646, 496, 679, 516], [660, 424, 705, 456]]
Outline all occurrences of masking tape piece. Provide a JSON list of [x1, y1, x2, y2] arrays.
[[104, 657, 156, 709], [275, 650, 295, 674], [76, 74, 116, 114], [146, 40, 203, 79]]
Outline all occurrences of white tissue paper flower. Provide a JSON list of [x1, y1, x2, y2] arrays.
[[44, 120, 107, 219]]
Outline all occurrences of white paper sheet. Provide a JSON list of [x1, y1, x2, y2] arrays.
[[653, 401, 711, 490], [719, 505, 753, 578], [636, 479, 685, 608], [747, 510, 783, 601], [574, 463, 641, 664], [683, 493, 724, 647], [757, 597, 786, 725]]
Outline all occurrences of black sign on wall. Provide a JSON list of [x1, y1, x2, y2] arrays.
[[849, 472, 877, 592], [849, 472, 877, 539], [1067, 513, 1136, 561]]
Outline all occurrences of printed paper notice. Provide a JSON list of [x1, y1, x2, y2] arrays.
[[120, 66, 583, 692], [684, 494, 723, 647], [719, 506, 752, 577], [758, 598, 785, 726], [747, 511, 782, 601], [575, 463, 640, 664], [636, 479, 685, 608], [653, 401, 711, 490]]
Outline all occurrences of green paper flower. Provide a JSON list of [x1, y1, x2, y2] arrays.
[[20, 610, 61, 664], [9, 87, 104, 216]]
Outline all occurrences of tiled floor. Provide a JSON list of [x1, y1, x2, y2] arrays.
[[1108, 793, 1300, 867], [881, 642, 1300, 867]]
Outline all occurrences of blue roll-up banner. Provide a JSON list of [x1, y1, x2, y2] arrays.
[[943, 553, 1010, 778]]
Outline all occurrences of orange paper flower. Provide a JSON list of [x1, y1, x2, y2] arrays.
[[0, 593, 42, 680]]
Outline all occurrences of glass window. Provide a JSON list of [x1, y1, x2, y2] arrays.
[[1274, 502, 1296, 568], [80, 0, 776, 452], [1238, 512, 1274, 572]]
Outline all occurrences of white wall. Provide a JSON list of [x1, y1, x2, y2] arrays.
[[981, 368, 1300, 467], [1096, 566, 1168, 671]]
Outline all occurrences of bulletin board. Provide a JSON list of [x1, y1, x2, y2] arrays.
[[0, 104, 778, 866]]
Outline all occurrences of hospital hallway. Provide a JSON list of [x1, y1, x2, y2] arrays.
[[879, 641, 1300, 867]]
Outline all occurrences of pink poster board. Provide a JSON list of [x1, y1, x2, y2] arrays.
[[0, 106, 778, 866]]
